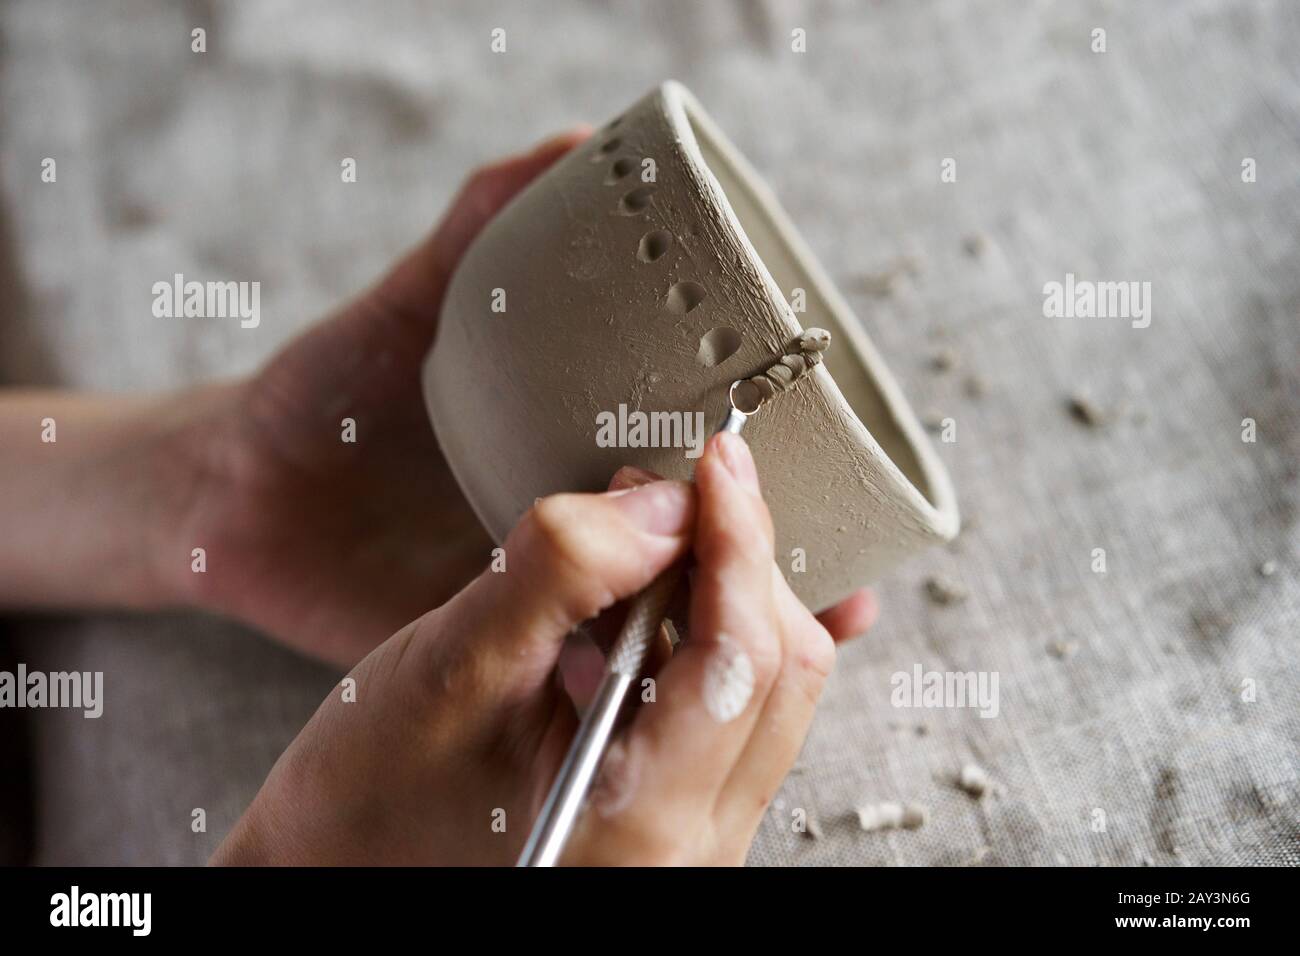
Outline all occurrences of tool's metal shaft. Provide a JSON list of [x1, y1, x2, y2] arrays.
[[517, 571, 678, 867], [517, 396, 752, 867], [515, 670, 632, 867]]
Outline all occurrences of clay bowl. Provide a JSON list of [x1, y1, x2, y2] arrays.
[[424, 80, 958, 613]]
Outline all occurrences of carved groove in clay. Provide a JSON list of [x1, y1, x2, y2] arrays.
[[637, 229, 673, 262], [697, 327, 742, 367], [607, 157, 637, 183], [619, 185, 656, 214], [595, 136, 624, 162], [665, 280, 707, 314]]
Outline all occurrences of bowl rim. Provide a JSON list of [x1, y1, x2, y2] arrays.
[[658, 79, 959, 536]]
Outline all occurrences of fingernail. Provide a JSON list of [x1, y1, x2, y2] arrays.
[[610, 480, 693, 537], [715, 432, 760, 493], [609, 465, 662, 491]]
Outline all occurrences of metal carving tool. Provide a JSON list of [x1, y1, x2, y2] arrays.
[[517, 380, 760, 867]]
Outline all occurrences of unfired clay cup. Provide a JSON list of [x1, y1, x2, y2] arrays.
[[423, 81, 959, 613]]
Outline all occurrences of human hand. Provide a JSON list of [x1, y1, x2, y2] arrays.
[[211, 433, 877, 866], [168, 130, 592, 668]]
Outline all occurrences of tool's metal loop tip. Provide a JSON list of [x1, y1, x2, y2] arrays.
[[728, 379, 763, 416], [720, 380, 758, 435]]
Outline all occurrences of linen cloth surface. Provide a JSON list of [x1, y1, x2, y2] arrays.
[[0, 0, 1295, 865]]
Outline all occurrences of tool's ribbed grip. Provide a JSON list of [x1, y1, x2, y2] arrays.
[[605, 568, 679, 677]]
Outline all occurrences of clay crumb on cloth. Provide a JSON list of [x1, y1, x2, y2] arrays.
[[889, 720, 930, 736], [930, 346, 958, 372], [921, 409, 946, 431], [1047, 639, 1080, 659], [957, 763, 990, 799], [855, 802, 928, 832], [964, 845, 992, 865], [801, 811, 824, 840], [925, 575, 969, 605], [1067, 393, 1113, 427], [1257, 559, 1277, 578], [854, 255, 921, 296]]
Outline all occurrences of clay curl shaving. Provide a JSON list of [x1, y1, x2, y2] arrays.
[[734, 327, 832, 412]]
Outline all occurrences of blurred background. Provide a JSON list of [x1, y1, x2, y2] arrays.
[[1, 0, 1296, 865]]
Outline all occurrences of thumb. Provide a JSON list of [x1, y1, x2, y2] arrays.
[[439, 481, 695, 694]]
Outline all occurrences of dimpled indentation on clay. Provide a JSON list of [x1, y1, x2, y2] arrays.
[[606, 157, 637, 183], [666, 280, 707, 314], [591, 135, 622, 162], [696, 327, 742, 366], [637, 229, 673, 262], [619, 185, 656, 215]]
